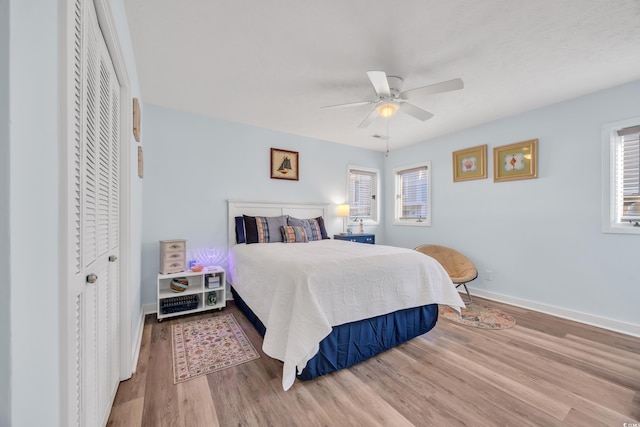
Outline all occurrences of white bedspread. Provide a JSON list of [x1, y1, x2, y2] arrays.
[[228, 239, 465, 390]]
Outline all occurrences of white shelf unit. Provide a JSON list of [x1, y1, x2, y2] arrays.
[[156, 267, 226, 321]]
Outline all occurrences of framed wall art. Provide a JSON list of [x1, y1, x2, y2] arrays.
[[452, 144, 487, 182], [133, 97, 141, 142], [270, 148, 299, 181], [137, 146, 144, 178], [493, 139, 538, 182]]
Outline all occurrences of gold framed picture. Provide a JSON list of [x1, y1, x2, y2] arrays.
[[133, 98, 141, 142], [452, 144, 487, 182], [137, 146, 144, 178], [270, 148, 299, 181], [493, 139, 538, 182]]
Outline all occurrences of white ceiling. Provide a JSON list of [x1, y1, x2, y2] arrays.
[[124, 0, 640, 151]]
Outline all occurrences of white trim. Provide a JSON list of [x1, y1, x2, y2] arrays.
[[392, 161, 432, 227], [142, 303, 157, 315], [601, 116, 640, 234], [346, 164, 380, 225], [93, 0, 135, 382], [57, 2, 78, 426], [130, 311, 146, 374], [468, 287, 640, 338]]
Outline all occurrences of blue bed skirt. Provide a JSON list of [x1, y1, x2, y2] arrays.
[[231, 287, 439, 381]]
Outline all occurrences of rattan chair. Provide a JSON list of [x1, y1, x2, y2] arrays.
[[415, 244, 477, 304]]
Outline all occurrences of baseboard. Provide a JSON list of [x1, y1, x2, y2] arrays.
[[130, 303, 159, 373], [468, 287, 640, 338], [143, 302, 157, 315], [131, 310, 146, 374]]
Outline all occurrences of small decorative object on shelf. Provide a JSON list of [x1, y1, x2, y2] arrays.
[[205, 272, 221, 289], [170, 277, 189, 292], [159, 239, 186, 274], [207, 292, 217, 306], [156, 267, 227, 321]]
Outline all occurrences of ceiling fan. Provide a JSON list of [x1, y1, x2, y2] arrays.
[[322, 71, 464, 128]]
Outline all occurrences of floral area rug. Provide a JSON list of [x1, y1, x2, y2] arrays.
[[439, 303, 516, 330], [171, 313, 260, 383]]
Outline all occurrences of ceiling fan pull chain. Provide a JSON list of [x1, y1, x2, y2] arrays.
[[386, 116, 390, 157]]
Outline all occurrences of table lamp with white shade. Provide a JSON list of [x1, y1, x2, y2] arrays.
[[337, 204, 350, 235]]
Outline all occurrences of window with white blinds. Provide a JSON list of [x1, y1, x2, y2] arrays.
[[602, 118, 640, 234], [347, 166, 379, 222], [618, 126, 640, 221], [394, 162, 431, 226]]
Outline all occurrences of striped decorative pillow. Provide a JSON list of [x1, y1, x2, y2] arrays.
[[307, 218, 323, 241], [255, 216, 270, 243], [280, 226, 308, 243], [314, 216, 329, 239], [288, 216, 329, 241], [243, 215, 288, 244]]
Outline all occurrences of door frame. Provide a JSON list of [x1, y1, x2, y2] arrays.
[[58, 0, 133, 425], [92, 0, 133, 383]]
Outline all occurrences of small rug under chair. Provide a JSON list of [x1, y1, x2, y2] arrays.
[[171, 313, 260, 383], [439, 303, 516, 330]]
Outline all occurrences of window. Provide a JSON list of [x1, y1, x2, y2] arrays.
[[347, 165, 379, 223], [602, 117, 640, 234], [394, 162, 431, 226]]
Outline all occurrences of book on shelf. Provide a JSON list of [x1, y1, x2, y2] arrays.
[[205, 274, 221, 289]]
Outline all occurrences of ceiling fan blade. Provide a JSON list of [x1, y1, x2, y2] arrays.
[[367, 71, 391, 97], [321, 100, 374, 110], [400, 78, 464, 100], [399, 102, 434, 121], [357, 108, 378, 128]]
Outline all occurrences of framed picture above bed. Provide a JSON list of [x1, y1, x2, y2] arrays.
[[271, 148, 299, 181]]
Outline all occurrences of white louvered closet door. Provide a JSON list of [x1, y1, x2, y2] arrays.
[[67, 0, 121, 425]]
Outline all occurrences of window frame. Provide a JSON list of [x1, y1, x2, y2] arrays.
[[602, 116, 640, 235], [346, 164, 380, 225], [393, 161, 432, 227]]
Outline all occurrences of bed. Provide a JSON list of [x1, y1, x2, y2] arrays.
[[227, 200, 465, 390]]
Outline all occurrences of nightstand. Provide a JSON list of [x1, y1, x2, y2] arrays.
[[156, 267, 226, 321], [333, 233, 375, 244]]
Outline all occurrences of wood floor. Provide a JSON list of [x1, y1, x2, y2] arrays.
[[107, 296, 640, 426]]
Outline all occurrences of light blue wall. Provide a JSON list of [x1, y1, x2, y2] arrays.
[[142, 82, 640, 333], [9, 0, 60, 424], [384, 80, 640, 329], [141, 105, 384, 305], [0, 0, 10, 424]]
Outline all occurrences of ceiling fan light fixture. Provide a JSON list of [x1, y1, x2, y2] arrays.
[[376, 102, 399, 118]]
